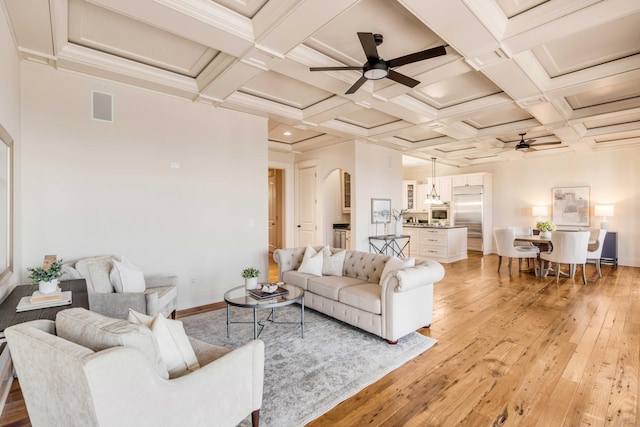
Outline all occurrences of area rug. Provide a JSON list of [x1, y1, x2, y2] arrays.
[[181, 305, 437, 426]]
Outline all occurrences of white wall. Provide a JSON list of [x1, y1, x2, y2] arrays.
[[404, 149, 640, 266], [0, 5, 21, 298], [20, 62, 269, 308], [354, 141, 403, 251]]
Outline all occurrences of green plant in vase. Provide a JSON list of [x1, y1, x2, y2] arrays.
[[28, 259, 65, 294], [242, 267, 260, 290]]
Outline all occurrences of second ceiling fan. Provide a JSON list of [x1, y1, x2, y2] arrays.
[[514, 133, 562, 152], [310, 32, 446, 94]]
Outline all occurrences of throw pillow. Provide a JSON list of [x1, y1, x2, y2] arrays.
[[298, 245, 324, 276], [56, 308, 168, 379], [128, 309, 200, 379], [322, 247, 346, 276], [75, 257, 114, 293], [111, 257, 146, 293], [380, 257, 415, 285]]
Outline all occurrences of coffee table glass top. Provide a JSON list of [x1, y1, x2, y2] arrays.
[[224, 283, 304, 308]]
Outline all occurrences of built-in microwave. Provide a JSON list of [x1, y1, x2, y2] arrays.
[[430, 206, 449, 221]]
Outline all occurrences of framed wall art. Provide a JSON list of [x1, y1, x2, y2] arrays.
[[371, 198, 391, 224], [552, 186, 590, 227]]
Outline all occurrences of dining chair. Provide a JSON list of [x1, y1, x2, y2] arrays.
[[540, 231, 590, 284], [586, 229, 608, 278], [508, 226, 536, 267], [494, 228, 539, 275]]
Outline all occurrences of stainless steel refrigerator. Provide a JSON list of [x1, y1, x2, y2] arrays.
[[452, 185, 484, 252]]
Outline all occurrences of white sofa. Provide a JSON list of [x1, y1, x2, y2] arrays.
[[273, 246, 445, 343]]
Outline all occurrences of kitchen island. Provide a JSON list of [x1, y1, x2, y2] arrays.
[[403, 225, 467, 263]]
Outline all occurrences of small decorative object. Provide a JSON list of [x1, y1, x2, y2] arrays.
[[536, 221, 556, 239], [261, 283, 278, 293], [28, 259, 65, 295], [241, 267, 260, 290], [391, 208, 408, 235]]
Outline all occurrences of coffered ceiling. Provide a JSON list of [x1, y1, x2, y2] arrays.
[[3, 0, 640, 166]]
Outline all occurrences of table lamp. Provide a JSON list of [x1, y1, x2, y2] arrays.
[[595, 205, 614, 230], [532, 206, 548, 221]]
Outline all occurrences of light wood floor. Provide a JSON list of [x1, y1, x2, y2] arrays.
[[1, 254, 637, 426]]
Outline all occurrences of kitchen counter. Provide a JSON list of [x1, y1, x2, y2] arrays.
[[402, 226, 467, 263]]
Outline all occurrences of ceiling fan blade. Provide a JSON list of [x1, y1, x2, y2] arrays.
[[345, 75, 368, 94], [310, 66, 363, 71], [388, 45, 446, 68], [531, 142, 561, 147], [357, 32, 380, 60], [386, 70, 420, 88]]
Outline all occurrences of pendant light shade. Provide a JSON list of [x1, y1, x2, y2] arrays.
[[425, 157, 443, 205]]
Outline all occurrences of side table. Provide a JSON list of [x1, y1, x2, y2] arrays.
[[0, 279, 88, 339]]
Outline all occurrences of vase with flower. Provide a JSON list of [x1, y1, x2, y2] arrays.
[[536, 221, 556, 239], [391, 209, 408, 236]]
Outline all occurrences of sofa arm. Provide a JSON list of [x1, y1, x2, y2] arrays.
[[86, 340, 264, 427], [145, 275, 178, 289], [385, 260, 445, 293], [273, 247, 307, 280]]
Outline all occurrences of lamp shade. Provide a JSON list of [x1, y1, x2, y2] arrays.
[[532, 206, 548, 217], [595, 205, 614, 217]]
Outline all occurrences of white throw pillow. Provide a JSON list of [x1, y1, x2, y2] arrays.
[[111, 257, 146, 293], [128, 309, 200, 378], [380, 257, 415, 285], [322, 247, 346, 276], [298, 245, 324, 276]]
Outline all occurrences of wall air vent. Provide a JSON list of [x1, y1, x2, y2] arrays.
[[92, 91, 113, 122]]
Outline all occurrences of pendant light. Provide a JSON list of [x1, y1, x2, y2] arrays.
[[425, 157, 443, 205]]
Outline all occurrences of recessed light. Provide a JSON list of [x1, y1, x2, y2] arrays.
[[283, 131, 292, 136]]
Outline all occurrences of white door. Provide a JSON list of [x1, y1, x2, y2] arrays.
[[296, 165, 317, 246]]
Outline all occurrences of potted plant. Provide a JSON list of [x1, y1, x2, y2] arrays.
[[536, 221, 556, 239], [241, 267, 260, 290], [28, 259, 64, 294]]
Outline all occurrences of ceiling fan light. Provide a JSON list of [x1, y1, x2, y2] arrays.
[[515, 143, 528, 151], [364, 62, 388, 80]]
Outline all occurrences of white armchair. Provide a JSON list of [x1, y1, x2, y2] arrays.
[[61, 256, 177, 319], [5, 309, 264, 427], [494, 228, 539, 275]]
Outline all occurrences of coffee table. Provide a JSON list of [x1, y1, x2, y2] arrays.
[[224, 283, 305, 339]]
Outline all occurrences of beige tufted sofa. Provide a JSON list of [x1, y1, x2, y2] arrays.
[[273, 247, 445, 343]]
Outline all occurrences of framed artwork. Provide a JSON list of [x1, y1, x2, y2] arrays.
[[371, 198, 391, 224], [552, 186, 590, 227]]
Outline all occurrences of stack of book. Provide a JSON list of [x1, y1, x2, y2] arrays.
[[248, 283, 289, 299], [16, 289, 73, 312]]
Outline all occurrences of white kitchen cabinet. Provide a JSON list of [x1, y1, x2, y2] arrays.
[[438, 177, 452, 203], [404, 226, 467, 263], [423, 177, 451, 204], [402, 180, 417, 211], [452, 174, 484, 187], [414, 184, 429, 212]]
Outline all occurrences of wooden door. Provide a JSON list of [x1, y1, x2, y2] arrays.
[[268, 169, 277, 253]]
